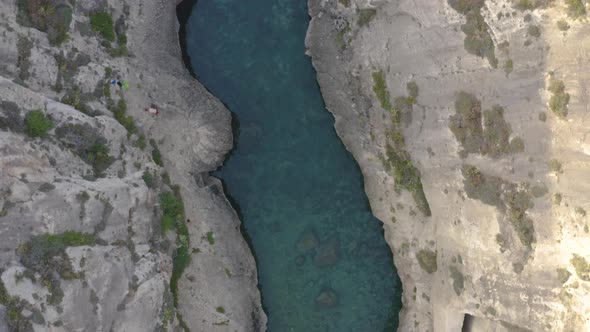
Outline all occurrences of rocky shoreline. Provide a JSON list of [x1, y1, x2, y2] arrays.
[[306, 0, 590, 331], [0, 0, 266, 330]]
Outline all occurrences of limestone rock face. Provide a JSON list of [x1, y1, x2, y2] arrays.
[[0, 0, 265, 331], [306, 0, 590, 331]]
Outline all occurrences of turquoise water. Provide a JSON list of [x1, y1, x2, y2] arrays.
[[184, 1, 402, 331]]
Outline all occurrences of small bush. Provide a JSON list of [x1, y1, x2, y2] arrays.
[[553, 193, 562, 205], [216, 306, 225, 314], [449, 266, 464, 295], [136, 134, 147, 150], [527, 25, 541, 38], [90, 11, 115, 42], [207, 232, 215, 245], [142, 171, 156, 188], [25, 110, 53, 138], [160, 192, 184, 233], [406, 81, 419, 99], [416, 249, 437, 273], [548, 159, 562, 173], [108, 98, 136, 135], [85, 143, 113, 176], [557, 20, 570, 31], [504, 59, 513, 75], [17, 36, 32, 82], [358, 8, 377, 27], [17, 1, 72, 45], [0, 279, 32, 331], [548, 79, 569, 118], [571, 254, 590, 281], [339, 0, 351, 7], [575, 206, 586, 217], [151, 139, 164, 166], [372, 70, 392, 111]]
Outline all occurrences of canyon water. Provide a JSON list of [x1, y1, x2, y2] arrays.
[[183, 0, 402, 330]]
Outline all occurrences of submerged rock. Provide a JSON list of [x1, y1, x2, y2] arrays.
[[296, 228, 319, 253], [315, 288, 338, 308], [314, 239, 340, 267]]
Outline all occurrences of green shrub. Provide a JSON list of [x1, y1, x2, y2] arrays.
[[207, 232, 215, 245], [142, 171, 156, 188], [448, 0, 497, 68], [85, 143, 113, 176], [553, 193, 562, 205], [339, 0, 351, 7], [416, 249, 437, 273], [136, 134, 147, 150], [575, 206, 586, 217], [504, 59, 513, 75], [151, 139, 164, 166], [548, 159, 562, 173], [160, 192, 184, 233], [108, 98, 136, 135], [449, 92, 483, 155], [566, 0, 586, 18], [372, 70, 392, 111], [571, 254, 590, 281], [548, 79, 569, 118], [358, 8, 377, 27], [25, 110, 53, 138], [46, 4, 71, 45], [90, 11, 115, 42], [216, 306, 225, 314]]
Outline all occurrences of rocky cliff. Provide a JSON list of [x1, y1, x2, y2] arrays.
[[307, 0, 590, 331], [0, 0, 266, 331]]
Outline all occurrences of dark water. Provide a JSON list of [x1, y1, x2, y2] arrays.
[[183, 1, 402, 331]]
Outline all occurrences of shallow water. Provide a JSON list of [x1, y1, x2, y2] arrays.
[[184, 1, 402, 331]]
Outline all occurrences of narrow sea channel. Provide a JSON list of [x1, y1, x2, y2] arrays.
[[182, 1, 402, 330]]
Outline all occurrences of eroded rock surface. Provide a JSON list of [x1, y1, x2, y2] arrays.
[[306, 0, 590, 331], [0, 0, 265, 331]]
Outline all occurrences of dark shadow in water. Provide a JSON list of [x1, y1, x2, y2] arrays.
[[176, 0, 198, 77]]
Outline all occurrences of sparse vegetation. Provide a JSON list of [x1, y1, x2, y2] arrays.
[[150, 139, 164, 166], [17, 232, 95, 305], [90, 11, 115, 42], [358, 8, 377, 27], [513, 0, 552, 10], [549, 159, 563, 173], [416, 249, 437, 273], [527, 25, 541, 38], [55, 123, 113, 176], [0, 279, 32, 331], [557, 20, 570, 31], [450, 266, 465, 295], [216, 306, 225, 314], [575, 206, 586, 217], [25, 110, 53, 138], [553, 193, 562, 205], [207, 231, 215, 245], [17, 36, 32, 83], [565, 0, 586, 19], [142, 171, 156, 188], [108, 98, 136, 135], [450, 92, 523, 157], [462, 165, 535, 248], [376, 78, 430, 216], [372, 70, 392, 111], [339, 0, 351, 7], [548, 78, 569, 118], [571, 254, 590, 281], [557, 268, 571, 284], [160, 192, 184, 233], [504, 59, 513, 76], [448, 0, 497, 67], [335, 23, 351, 50], [17, 1, 72, 45]]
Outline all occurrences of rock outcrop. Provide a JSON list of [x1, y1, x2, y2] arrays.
[[0, 0, 265, 331], [306, 0, 590, 331]]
